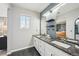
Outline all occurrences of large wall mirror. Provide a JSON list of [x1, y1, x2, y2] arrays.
[[75, 18, 79, 41]]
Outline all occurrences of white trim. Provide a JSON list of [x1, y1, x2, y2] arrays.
[[7, 52, 12, 55], [7, 45, 34, 55]]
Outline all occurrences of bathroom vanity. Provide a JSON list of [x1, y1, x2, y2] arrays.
[[33, 35, 74, 56]]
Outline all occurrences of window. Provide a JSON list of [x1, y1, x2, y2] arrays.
[[20, 16, 30, 29]]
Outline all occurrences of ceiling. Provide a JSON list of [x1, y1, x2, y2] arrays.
[[44, 3, 79, 17], [12, 3, 50, 13], [43, 3, 79, 24], [57, 3, 79, 15], [56, 3, 79, 24]]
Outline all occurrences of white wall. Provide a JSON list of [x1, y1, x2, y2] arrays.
[[46, 9, 58, 20], [8, 5, 40, 52], [56, 15, 66, 24], [56, 8, 79, 39], [41, 17, 46, 34], [0, 3, 9, 17]]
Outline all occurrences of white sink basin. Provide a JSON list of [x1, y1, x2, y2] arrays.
[[75, 45, 79, 49], [37, 36, 41, 38], [51, 41, 71, 49], [67, 39, 78, 43]]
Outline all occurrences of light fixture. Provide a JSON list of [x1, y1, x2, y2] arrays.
[[50, 10, 52, 13]]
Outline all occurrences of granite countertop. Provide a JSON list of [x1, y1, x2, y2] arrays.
[[33, 35, 79, 56]]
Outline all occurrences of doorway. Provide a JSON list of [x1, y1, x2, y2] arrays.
[[0, 17, 7, 56]]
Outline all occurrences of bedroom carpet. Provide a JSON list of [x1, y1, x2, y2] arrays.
[[8, 47, 40, 56]]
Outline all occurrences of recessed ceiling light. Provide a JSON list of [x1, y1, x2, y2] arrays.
[[50, 10, 52, 13], [57, 12, 60, 14]]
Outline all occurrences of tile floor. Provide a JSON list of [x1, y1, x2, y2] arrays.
[[8, 47, 40, 56], [0, 50, 7, 56]]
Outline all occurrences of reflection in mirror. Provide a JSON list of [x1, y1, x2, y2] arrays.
[[56, 23, 66, 40], [75, 18, 79, 41]]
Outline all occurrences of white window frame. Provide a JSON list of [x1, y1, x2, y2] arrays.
[[20, 15, 30, 29]]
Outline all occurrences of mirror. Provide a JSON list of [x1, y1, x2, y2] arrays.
[[75, 18, 79, 40]]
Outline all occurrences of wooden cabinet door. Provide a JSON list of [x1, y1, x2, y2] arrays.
[[33, 37, 36, 48], [38, 40, 45, 56], [44, 42, 53, 56], [51, 46, 71, 56], [36, 38, 39, 51], [33, 37, 39, 51]]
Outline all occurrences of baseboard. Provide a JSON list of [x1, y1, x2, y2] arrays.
[[7, 45, 34, 55]]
